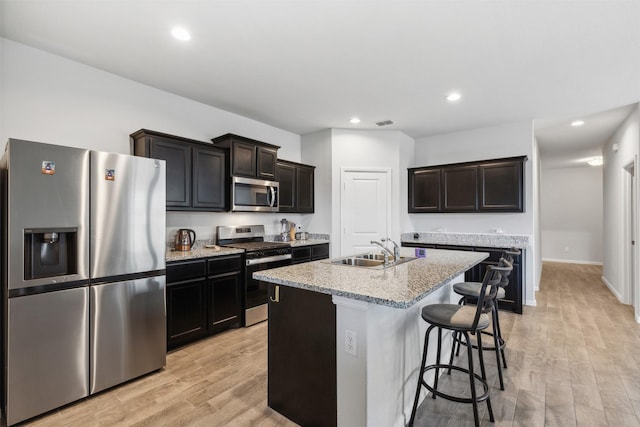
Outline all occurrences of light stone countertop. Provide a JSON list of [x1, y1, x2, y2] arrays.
[[253, 248, 487, 308], [288, 239, 330, 247], [166, 246, 244, 263], [402, 232, 529, 249]]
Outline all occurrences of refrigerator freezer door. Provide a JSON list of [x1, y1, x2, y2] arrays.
[[6, 139, 90, 290], [90, 152, 166, 279], [90, 275, 167, 394], [7, 288, 90, 426]]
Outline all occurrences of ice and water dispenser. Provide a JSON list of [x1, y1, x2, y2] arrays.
[[24, 228, 78, 280]]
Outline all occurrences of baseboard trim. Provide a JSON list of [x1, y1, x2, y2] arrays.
[[542, 258, 603, 266], [601, 276, 624, 302], [525, 298, 537, 307]]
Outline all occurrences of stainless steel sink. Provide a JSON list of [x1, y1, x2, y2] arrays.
[[329, 253, 417, 269], [332, 257, 385, 267]]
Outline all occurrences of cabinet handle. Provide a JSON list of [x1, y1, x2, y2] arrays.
[[270, 285, 280, 303]]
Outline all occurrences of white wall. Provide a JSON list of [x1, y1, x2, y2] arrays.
[[301, 129, 332, 236], [532, 137, 542, 290], [0, 38, 307, 241], [329, 129, 414, 257], [602, 104, 640, 303], [540, 165, 603, 264], [411, 121, 537, 305]]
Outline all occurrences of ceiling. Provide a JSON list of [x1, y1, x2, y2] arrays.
[[1, 1, 639, 162]]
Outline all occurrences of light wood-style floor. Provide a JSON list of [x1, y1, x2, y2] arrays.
[[413, 262, 640, 427], [22, 262, 640, 426]]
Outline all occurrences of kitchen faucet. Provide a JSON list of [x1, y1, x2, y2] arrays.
[[370, 238, 399, 265], [381, 237, 401, 261]]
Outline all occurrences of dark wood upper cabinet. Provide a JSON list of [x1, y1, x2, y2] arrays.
[[296, 164, 314, 213], [257, 147, 278, 180], [148, 136, 191, 209], [408, 156, 526, 213], [408, 168, 441, 212], [443, 165, 478, 211], [131, 129, 227, 212], [478, 159, 523, 211], [192, 146, 226, 210], [277, 161, 296, 212], [277, 160, 315, 213], [211, 133, 280, 180], [131, 129, 228, 212]]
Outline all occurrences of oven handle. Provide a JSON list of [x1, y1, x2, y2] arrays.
[[246, 254, 292, 266]]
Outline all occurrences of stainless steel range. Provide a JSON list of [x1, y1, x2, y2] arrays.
[[217, 225, 291, 326]]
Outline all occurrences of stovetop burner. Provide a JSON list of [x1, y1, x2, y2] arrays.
[[216, 225, 291, 255]]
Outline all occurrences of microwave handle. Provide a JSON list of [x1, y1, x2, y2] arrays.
[[268, 187, 276, 207]]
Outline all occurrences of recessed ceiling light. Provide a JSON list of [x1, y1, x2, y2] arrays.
[[171, 27, 191, 41], [446, 92, 462, 102], [349, 117, 361, 124], [587, 156, 603, 166], [571, 120, 585, 127]]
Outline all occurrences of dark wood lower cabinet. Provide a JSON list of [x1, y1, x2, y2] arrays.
[[167, 279, 207, 348], [402, 242, 523, 314], [167, 254, 243, 350], [268, 284, 337, 427]]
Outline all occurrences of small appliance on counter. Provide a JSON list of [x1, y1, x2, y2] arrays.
[[280, 218, 290, 241], [175, 228, 196, 251]]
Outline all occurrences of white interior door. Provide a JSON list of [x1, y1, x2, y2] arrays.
[[340, 169, 391, 256]]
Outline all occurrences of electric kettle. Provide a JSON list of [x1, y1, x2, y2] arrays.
[[175, 229, 196, 251]]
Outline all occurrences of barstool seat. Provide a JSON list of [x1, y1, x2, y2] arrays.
[[453, 282, 506, 299], [421, 304, 490, 330]]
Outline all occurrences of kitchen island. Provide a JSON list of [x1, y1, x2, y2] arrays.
[[254, 248, 488, 427]]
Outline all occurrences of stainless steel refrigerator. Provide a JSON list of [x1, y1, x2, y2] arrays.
[[1, 139, 166, 426]]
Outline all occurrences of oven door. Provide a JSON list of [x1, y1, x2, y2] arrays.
[[245, 254, 291, 326], [232, 176, 279, 212]]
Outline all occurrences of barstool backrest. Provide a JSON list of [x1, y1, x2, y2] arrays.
[[472, 259, 513, 330]]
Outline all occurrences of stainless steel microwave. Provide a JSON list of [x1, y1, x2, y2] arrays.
[[231, 176, 279, 212]]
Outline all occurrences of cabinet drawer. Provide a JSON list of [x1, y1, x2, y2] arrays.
[[311, 244, 329, 260], [167, 259, 206, 283], [208, 255, 243, 276]]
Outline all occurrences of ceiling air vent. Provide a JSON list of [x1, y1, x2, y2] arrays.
[[376, 120, 394, 127]]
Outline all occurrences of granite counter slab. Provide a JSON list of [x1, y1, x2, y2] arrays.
[[288, 239, 330, 247], [402, 232, 529, 249], [253, 248, 487, 308], [166, 246, 244, 262]]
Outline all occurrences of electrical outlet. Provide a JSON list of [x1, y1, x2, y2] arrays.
[[345, 329, 357, 356], [564, 246, 570, 253]]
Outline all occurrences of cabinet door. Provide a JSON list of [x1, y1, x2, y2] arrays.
[[232, 141, 257, 177], [166, 279, 206, 349], [257, 147, 278, 180], [277, 162, 296, 212], [409, 168, 441, 212], [268, 284, 337, 427], [478, 160, 524, 212], [208, 272, 242, 333], [192, 146, 226, 210], [296, 165, 315, 213], [443, 165, 478, 211], [149, 136, 191, 208]]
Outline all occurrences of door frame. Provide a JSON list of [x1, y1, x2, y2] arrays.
[[339, 167, 392, 257], [622, 158, 639, 321]]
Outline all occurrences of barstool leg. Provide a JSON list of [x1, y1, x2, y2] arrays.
[[491, 304, 505, 390], [447, 331, 457, 375], [409, 325, 434, 426], [432, 327, 442, 399], [494, 303, 507, 369], [462, 331, 480, 427], [476, 330, 495, 422]]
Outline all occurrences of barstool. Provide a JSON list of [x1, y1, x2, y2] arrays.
[[409, 261, 513, 427], [451, 249, 520, 390]]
